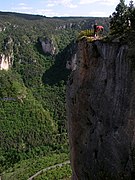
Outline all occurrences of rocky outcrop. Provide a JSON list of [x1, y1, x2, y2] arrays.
[[0, 54, 13, 70], [66, 42, 78, 71], [55, 19, 104, 31], [0, 37, 14, 70], [39, 37, 56, 55], [0, 24, 6, 32], [66, 53, 77, 71], [66, 39, 135, 179]]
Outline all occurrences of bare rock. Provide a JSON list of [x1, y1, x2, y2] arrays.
[[66, 39, 135, 179], [0, 54, 13, 70], [39, 37, 56, 55]]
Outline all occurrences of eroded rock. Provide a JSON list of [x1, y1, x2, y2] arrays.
[[67, 39, 135, 179], [39, 37, 56, 55]]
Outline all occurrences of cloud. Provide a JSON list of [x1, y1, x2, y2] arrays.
[[47, 0, 77, 8], [12, 2, 33, 11], [18, 3, 27, 6], [60, 0, 77, 8], [87, 11, 108, 17], [47, 3, 55, 7], [11, 6, 59, 17], [32, 8, 59, 16], [12, 6, 33, 11], [79, 0, 94, 4], [79, 0, 119, 6], [100, 0, 119, 5], [9, 1, 58, 17]]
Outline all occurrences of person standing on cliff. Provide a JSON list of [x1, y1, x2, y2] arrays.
[[94, 23, 97, 38]]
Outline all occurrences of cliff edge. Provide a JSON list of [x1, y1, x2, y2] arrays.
[[66, 38, 135, 179]]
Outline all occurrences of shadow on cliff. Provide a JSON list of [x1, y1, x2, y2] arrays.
[[42, 41, 77, 85]]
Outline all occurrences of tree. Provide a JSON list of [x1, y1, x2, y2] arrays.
[[128, 0, 135, 29], [129, 0, 134, 10], [109, 0, 128, 35]]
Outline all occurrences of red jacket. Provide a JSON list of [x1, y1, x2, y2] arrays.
[[96, 26, 104, 31]]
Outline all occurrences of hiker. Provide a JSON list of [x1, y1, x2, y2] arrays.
[[94, 23, 97, 37], [94, 24, 104, 38], [96, 25, 104, 32]]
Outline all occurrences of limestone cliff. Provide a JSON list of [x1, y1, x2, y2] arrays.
[[66, 38, 135, 179], [0, 53, 13, 70], [0, 37, 13, 70], [39, 37, 56, 55]]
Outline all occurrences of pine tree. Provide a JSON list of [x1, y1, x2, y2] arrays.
[[128, 0, 135, 29], [129, 0, 134, 9], [110, 0, 128, 35]]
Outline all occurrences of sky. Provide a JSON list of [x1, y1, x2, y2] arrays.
[[0, 0, 131, 17]]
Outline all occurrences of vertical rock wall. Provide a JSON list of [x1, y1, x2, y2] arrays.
[[39, 37, 56, 55], [0, 54, 13, 70], [66, 39, 135, 179]]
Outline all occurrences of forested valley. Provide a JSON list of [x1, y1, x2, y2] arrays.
[[0, 12, 109, 179]]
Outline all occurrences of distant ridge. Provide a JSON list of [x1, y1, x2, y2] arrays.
[[0, 11, 46, 20]]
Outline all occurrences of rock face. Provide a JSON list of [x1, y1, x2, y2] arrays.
[[0, 37, 14, 70], [39, 37, 56, 55], [66, 53, 77, 71], [66, 42, 78, 71], [0, 54, 13, 70], [66, 39, 135, 179]]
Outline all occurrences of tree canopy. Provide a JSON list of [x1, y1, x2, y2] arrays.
[[110, 0, 135, 35]]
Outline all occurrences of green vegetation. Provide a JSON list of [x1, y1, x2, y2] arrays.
[[2, 3, 135, 177], [36, 164, 71, 180], [109, 0, 135, 35], [1, 153, 71, 180], [77, 29, 94, 41], [0, 11, 109, 178]]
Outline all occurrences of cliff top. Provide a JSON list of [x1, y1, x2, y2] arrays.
[[78, 30, 135, 46]]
